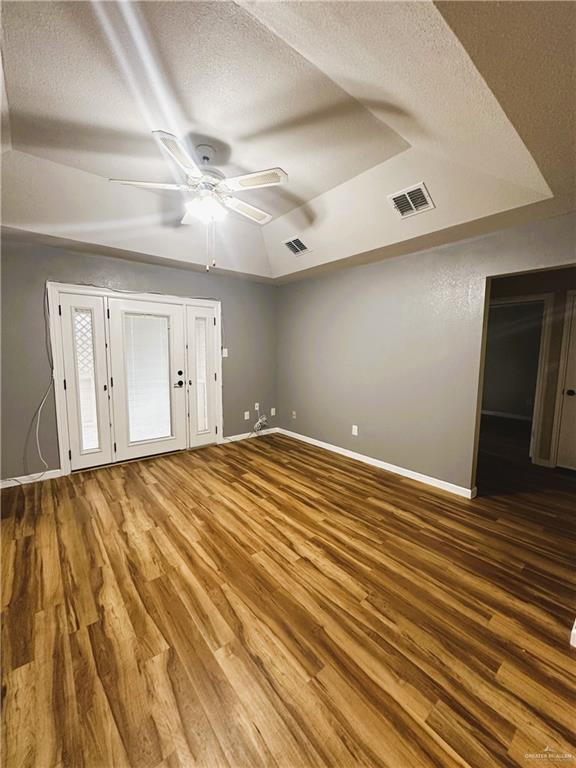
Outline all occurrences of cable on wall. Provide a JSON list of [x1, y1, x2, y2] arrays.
[[5, 285, 54, 486]]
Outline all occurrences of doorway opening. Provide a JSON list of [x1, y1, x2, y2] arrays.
[[480, 297, 546, 464], [475, 266, 576, 495]]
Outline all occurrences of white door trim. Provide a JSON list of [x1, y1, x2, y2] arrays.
[[488, 293, 555, 463], [47, 282, 73, 476], [47, 281, 223, 476], [551, 289, 576, 468]]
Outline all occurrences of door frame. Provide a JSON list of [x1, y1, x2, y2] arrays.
[[47, 281, 223, 476], [479, 292, 555, 464], [550, 288, 576, 467]]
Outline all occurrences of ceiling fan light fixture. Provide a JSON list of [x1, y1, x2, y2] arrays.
[[185, 195, 228, 224]]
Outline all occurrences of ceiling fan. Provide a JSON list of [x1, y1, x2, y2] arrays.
[[109, 130, 288, 226]]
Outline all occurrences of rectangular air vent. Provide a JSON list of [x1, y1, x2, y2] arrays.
[[283, 237, 310, 255], [388, 182, 435, 219]]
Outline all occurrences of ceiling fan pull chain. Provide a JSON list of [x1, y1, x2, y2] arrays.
[[205, 218, 216, 271]]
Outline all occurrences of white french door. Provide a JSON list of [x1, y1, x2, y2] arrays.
[[59, 294, 113, 470], [187, 306, 218, 448], [53, 285, 222, 472], [108, 298, 187, 462]]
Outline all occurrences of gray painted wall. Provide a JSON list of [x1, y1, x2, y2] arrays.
[[1, 239, 278, 479], [481, 303, 544, 419], [2, 213, 575, 488], [276, 213, 575, 489]]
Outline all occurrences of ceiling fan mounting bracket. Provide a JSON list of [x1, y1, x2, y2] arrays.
[[196, 143, 218, 166]]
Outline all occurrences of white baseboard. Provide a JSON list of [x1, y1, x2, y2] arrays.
[[1, 468, 64, 489], [274, 428, 476, 499], [3, 428, 477, 501], [481, 410, 531, 422], [532, 456, 556, 468], [222, 427, 279, 443], [1, 432, 279, 486]]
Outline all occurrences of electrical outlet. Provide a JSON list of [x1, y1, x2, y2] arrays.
[[352, 425, 359, 436], [270, 407, 276, 416], [244, 411, 250, 421], [292, 410, 297, 419], [255, 402, 260, 411], [222, 348, 229, 358]]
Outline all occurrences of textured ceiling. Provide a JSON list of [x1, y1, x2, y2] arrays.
[[1, 1, 574, 278], [2, 1, 408, 218], [241, 0, 549, 195]]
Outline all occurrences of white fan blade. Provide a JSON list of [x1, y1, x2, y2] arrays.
[[220, 167, 287, 192], [109, 179, 185, 190], [152, 130, 203, 179], [180, 210, 196, 226], [223, 196, 272, 224]]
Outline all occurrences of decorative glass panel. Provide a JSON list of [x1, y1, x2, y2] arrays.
[[195, 317, 209, 433], [73, 309, 99, 451], [125, 314, 171, 443]]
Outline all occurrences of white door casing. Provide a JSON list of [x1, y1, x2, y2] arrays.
[[59, 294, 113, 470], [556, 291, 576, 470]]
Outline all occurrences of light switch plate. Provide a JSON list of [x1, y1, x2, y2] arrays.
[[222, 348, 228, 358], [255, 402, 260, 411], [271, 407, 276, 416], [352, 425, 359, 436], [244, 411, 250, 421], [292, 411, 297, 419]]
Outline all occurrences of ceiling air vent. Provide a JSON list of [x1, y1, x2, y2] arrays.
[[388, 183, 435, 219], [283, 237, 310, 255]]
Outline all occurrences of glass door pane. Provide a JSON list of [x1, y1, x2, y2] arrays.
[[187, 306, 218, 448], [194, 317, 209, 433], [125, 314, 172, 442], [109, 298, 186, 462], [73, 308, 100, 451]]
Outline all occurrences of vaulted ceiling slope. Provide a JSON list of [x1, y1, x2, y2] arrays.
[[1, 1, 574, 279]]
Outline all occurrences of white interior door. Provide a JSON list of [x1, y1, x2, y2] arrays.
[[59, 294, 112, 470], [557, 293, 576, 470], [109, 298, 187, 461], [187, 306, 219, 448]]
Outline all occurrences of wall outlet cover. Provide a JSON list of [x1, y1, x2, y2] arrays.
[[255, 402, 260, 411], [222, 348, 229, 358], [244, 411, 250, 420], [292, 411, 297, 419], [352, 425, 359, 436], [271, 407, 276, 416]]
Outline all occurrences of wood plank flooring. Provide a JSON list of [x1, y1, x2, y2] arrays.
[[2, 434, 575, 768]]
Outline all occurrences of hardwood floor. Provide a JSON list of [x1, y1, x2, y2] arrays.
[[2, 434, 575, 768]]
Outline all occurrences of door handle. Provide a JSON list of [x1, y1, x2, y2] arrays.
[[174, 380, 184, 388], [566, 389, 575, 397]]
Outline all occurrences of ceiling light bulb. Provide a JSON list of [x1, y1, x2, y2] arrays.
[[185, 195, 228, 223]]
